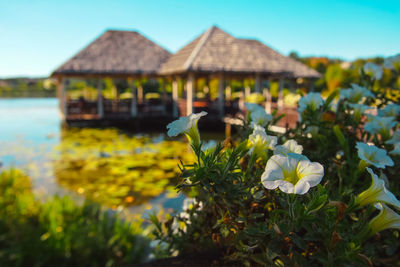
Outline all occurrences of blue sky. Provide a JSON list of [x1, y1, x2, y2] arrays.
[[0, 0, 399, 77]]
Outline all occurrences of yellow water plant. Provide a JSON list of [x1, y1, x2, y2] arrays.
[[53, 128, 194, 208]]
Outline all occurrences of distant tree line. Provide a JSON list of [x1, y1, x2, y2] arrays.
[[289, 51, 400, 97], [0, 78, 56, 98]]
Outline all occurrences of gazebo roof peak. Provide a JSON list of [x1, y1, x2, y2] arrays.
[[52, 29, 171, 78], [159, 26, 321, 79]]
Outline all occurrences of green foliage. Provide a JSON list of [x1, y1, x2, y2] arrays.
[[0, 78, 56, 98], [152, 69, 400, 265], [0, 169, 150, 267], [292, 54, 400, 100], [325, 64, 347, 94]]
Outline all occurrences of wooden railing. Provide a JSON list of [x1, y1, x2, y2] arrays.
[[66, 98, 298, 128], [66, 99, 173, 119]]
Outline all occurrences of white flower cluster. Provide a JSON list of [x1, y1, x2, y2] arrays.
[[337, 63, 399, 144], [245, 102, 273, 127], [363, 62, 383, 80], [298, 92, 324, 114], [248, 124, 277, 158], [340, 84, 375, 104], [244, 104, 325, 195], [355, 163, 400, 236]]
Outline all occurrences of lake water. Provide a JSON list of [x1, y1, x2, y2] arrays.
[[0, 98, 206, 218], [0, 98, 62, 194]]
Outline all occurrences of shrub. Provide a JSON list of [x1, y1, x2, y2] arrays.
[[151, 61, 400, 266], [0, 169, 150, 267]]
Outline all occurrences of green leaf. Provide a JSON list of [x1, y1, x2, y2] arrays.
[[333, 125, 349, 155], [250, 213, 264, 219], [324, 89, 339, 109]]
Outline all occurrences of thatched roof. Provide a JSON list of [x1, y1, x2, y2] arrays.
[[159, 26, 321, 79], [52, 30, 171, 78]]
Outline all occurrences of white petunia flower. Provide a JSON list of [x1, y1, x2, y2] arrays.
[[171, 217, 180, 235], [348, 103, 370, 123], [245, 102, 264, 113], [348, 103, 370, 113], [363, 62, 383, 80], [364, 116, 397, 140], [340, 84, 375, 103], [386, 129, 400, 145], [248, 124, 277, 158], [274, 140, 303, 156], [202, 140, 217, 152], [261, 153, 324, 195], [298, 92, 324, 113], [172, 211, 192, 234], [368, 203, 400, 236], [250, 109, 273, 126], [355, 168, 400, 209], [378, 104, 400, 117], [383, 54, 400, 69], [389, 144, 400, 155], [167, 112, 207, 137], [182, 197, 203, 211], [166, 111, 207, 147], [356, 142, 394, 169]]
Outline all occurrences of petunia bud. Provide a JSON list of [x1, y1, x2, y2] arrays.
[[355, 168, 400, 209], [368, 203, 400, 236]]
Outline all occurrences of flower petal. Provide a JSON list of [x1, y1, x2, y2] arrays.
[[278, 181, 295, 194], [294, 181, 311, 195], [297, 160, 324, 187]]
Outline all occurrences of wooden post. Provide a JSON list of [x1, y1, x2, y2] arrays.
[[264, 79, 271, 113], [97, 79, 104, 118], [57, 77, 67, 120], [277, 78, 284, 110], [218, 73, 225, 119], [172, 78, 179, 118], [161, 78, 167, 112], [186, 73, 194, 116], [245, 85, 251, 98], [137, 83, 144, 104], [204, 77, 210, 99], [239, 91, 245, 110], [112, 80, 118, 113], [225, 122, 231, 138], [310, 80, 315, 92], [113, 84, 118, 100], [290, 79, 295, 92], [225, 82, 231, 101], [129, 78, 137, 117], [255, 73, 261, 93]]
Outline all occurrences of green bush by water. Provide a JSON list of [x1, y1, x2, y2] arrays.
[[0, 169, 150, 267]]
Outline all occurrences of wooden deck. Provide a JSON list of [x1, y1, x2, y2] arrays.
[[65, 99, 298, 131]]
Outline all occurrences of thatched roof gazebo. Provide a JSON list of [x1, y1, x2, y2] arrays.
[[52, 26, 321, 128], [159, 26, 321, 118], [51, 30, 171, 120]]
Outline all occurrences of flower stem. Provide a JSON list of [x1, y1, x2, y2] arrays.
[[357, 160, 369, 176], [287, 194, 298, 230]]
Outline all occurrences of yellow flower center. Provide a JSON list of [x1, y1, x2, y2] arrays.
[[282, 167, 302, 185], [365, 151, 378, 163]]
